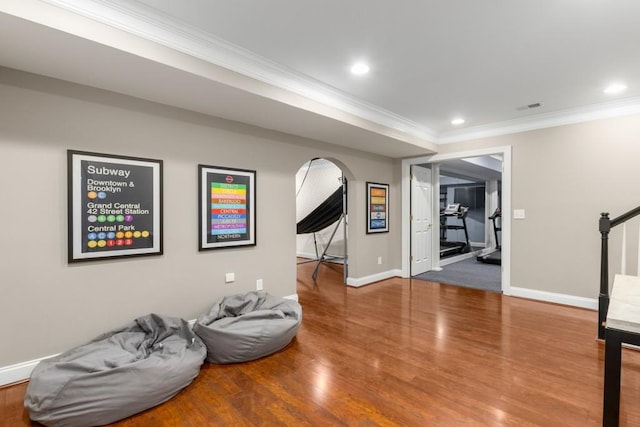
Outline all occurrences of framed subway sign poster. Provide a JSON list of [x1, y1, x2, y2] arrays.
[[68, 150, 163, 262], [366, 182, 389, 234], [199, 165, 256, 250]]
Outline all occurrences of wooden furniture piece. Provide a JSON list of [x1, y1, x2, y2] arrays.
[[603, 274, 640, 426]]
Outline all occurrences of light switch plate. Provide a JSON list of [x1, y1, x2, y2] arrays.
[[514, 209, 526, 219]]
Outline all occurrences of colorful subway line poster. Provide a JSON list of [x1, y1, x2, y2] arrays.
[[366, 182, 389, 234], [199, 165, 256, 250], [68, 151, 163, 262]]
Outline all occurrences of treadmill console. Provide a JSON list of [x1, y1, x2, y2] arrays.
[[443, 203, 460, 215]]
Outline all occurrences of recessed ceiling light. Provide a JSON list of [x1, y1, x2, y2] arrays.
[[604, 83, 627, 95], [451, 118, 465, 125], [350, 62, 370, 75]]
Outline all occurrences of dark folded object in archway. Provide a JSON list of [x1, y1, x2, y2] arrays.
[[296, 187, 343, 234]]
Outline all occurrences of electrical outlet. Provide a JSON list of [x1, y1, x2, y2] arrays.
[[256, 279, 263, 290], [225, 272, 235, 283], [378, 256, 382, 265]]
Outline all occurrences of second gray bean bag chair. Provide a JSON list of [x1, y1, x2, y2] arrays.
[[193, 291, 302, 364], [24, 314, 206, 427]]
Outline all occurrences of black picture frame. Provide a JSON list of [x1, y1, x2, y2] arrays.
[[68, 150, 163, 262], [366, 182, 389, 234], [199, 164, 256, 250]]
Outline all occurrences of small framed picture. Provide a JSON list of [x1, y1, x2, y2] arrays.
[[366, 182, 389, 234], [199, 165, 256, 250], [68, 150, 163, 262]]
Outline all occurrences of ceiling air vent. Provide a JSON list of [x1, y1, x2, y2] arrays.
[[516, 102, 543, 111]]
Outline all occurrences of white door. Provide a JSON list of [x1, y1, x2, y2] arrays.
[[411, 165, 432, 275]]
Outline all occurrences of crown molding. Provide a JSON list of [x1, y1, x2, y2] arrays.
[[437, 96, 640, 144], [26, 1, 640, 148], [39, 0, 438, 142]]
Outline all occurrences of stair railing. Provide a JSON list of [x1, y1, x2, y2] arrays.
[[599, 206, 640, 339]]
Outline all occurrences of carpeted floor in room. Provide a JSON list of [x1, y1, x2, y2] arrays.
[[412, 256, 501, 292]]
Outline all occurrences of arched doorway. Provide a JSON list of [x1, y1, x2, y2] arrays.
[[295, 158, 348, 283]]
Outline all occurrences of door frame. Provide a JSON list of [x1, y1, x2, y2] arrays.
[[401, 146, 512, 294]]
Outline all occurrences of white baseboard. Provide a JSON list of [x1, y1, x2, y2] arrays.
[[439, 249, 482, 266], [508, 286, 597, 310], [0, 354, 59, 387], [283, 293, 299, 302], [346, 269, 401, 287], [296, 252, 317, 260], [296, 253, 344, 265]]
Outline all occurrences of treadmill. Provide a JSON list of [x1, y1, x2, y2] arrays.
[[477, 207, 501, 265], [440, 203, 471, 258]]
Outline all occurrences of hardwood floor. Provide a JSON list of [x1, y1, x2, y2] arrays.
[[3, 261, 640, 426]]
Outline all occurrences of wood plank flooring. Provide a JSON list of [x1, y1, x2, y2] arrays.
[[2, 261, 640, 426]]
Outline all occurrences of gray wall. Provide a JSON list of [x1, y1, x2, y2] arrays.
[[438, 114, 640, 299], [6, 63, 632, 368], [0, 68, 400, 367]]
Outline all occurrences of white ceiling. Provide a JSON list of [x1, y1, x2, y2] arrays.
[[2, 0, 640, 157]]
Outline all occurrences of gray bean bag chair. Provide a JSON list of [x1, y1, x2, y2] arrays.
[[24, 314, 206, 427], [193, 291, 302, 364]]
